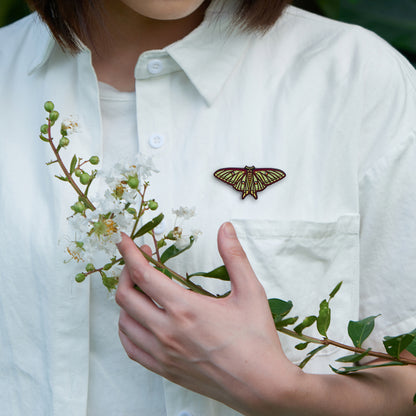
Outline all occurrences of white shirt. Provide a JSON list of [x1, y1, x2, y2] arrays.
[[0, 1, 416, 415]]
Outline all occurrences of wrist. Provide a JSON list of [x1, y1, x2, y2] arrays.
[[234, 359, 305, 416]]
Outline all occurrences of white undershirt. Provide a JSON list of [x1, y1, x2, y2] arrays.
[[99, 81, 138, 169], [87, 82, 167, 416]]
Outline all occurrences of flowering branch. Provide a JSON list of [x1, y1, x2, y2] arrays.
[[38, 101, 416, 403], [41, 103, 95, 210]]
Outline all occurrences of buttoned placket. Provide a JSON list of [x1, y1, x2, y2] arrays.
[[134, 52, 178, 243], [134, 51, 203, 416]]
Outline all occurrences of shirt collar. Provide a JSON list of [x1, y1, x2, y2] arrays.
[[166, 0, 253, 105], [27, 0, 252, 105], [27, 14, 56, 75]]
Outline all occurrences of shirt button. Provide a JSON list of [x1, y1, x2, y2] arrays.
[[154, 220, 166, 235], [147, 59, 163, 74], [177, 411, 193, 416], [148, 134, 164, 149]]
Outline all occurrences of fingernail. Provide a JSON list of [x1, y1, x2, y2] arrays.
[[116, 232, 127, 247], [222, 222, 236, 238]]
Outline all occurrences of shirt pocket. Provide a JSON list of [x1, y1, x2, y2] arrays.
[[231, 214, 360, 373]]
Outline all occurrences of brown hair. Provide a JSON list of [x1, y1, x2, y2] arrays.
[[26, 0, 291, 52]]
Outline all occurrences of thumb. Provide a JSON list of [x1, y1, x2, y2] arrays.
[[217, 222, 261, 297]]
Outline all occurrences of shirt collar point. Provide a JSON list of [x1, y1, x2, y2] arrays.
[[26, 16, 55, 75]]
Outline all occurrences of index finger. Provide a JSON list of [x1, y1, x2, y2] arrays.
[[117, 233, 188, 309]]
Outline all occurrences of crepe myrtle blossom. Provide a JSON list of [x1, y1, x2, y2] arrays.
[[61, 115, 80, 135], [65, 154, 160, 268], [172, 206, 196, 220], [174, 229, 202, 250], [67, 210, 123, 261], [103, 153, 159, 185]]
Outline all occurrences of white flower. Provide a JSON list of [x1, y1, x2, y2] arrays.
[[61, 115, 80, 134], [97, 189, 125, 214], [172, 226, 182, 240], [191, 229, 202, 240], [174, 236, 190, 250], [65, 240, 85, 262], [116, 153, 159, 181], [172, 206, 196, 220], [67, 213, 89, 234], [136, 153, 159, 179]]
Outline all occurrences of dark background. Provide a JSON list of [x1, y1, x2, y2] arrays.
[[1, 0, 415, 66]]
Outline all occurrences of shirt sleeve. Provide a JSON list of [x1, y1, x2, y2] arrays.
[[354, 28, 416, 352], [359, 129, 416, 351]]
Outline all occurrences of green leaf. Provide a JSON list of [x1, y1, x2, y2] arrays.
[[330, 361, 405, 375], [268, 299, 293, 322], [299, 345, 327, 369], [335, 348, 372, 363], [39, 134, 49, 142], [348, 315, 379, 348], [295, 342, 310, 351], [70, 154, 77, 174], [405, 330, 416, 356], [383, 333, 415, 359], [317, 299, 331, 338], [132, 213, 164, 239], [275, 316, 298, 329], [160, 236, 194, 264], [187, 265, 230, 281], [55, 175, 69, 182], [294, 315, 317, 335], [329, 281, 343, 300], [100, 271, 118, 292]]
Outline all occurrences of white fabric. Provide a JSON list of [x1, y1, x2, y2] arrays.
[[99, 81, 138, 169], [85, 83, 167, 415], [0, 2, 416, 415]]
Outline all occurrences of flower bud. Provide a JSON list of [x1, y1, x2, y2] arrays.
[[40, 124, 48, 134], [166, 231, 175, 240], [75, 273, 86, 283], [71, 201, 85, 213], [49, 110, 60, 122], [59, 136, 70, 147], [126, 207, 137, 216], [127, 175, 139, 189], [74, 168, 83, 177], [157, 239, 167, 249], [80, 173, 90, 185], [89, 156, 100, 165], [44, 101, 54, 112], [85, 263, 95, 272], [148, 199, 158, 210]]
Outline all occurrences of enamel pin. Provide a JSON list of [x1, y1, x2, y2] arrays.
[[213, 166, 286, 199]]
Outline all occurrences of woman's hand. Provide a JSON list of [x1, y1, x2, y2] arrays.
[[115, 222, 300, 415]]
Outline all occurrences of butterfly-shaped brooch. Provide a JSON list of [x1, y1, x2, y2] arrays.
[[213, 166, 286, 199]]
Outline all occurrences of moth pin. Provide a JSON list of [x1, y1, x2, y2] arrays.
[[213, 166, 286, 199]]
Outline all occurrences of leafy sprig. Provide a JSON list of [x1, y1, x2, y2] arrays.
[[268, 282, 416, 379], [40, 101, 416, 404]]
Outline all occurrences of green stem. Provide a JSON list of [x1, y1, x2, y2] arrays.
[[130, 183, 148, 239], [138, 247, 217, 297], [47, 120, 95, 210], [277, 327, 416, 365], [150, 230, 161, 262]]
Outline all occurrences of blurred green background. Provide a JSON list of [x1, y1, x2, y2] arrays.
[[1, 0, 415, 65]]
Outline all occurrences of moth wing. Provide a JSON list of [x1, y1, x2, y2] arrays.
[[253, 168, 286, 190], [214, 168, 247, 191]]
